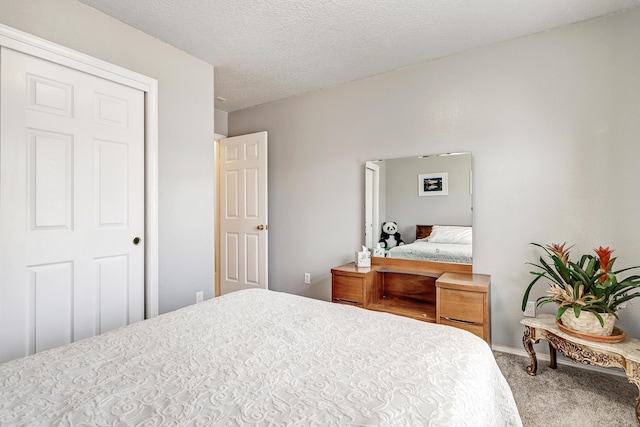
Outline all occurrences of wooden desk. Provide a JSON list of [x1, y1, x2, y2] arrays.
[[521, 314, 640, 424], [330, 262, 491, 342]]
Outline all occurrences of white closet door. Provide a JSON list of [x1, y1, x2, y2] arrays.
[[0, 47, 145, 363]]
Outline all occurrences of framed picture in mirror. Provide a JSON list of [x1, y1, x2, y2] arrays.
[[418, 172, 448, 196]]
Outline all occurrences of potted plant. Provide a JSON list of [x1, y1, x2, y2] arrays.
[[522, 242, 640, 336]]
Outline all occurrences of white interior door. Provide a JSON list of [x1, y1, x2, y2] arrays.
[[0, 47, 145, 363], [219, 132, 268, 294]]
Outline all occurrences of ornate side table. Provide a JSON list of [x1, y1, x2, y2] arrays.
[[521, 314, 640, 424]]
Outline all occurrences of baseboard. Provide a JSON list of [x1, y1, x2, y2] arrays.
[[491, 344, 626, 378]]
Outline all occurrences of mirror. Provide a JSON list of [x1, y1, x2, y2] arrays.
[[365, 152, 472, 264]]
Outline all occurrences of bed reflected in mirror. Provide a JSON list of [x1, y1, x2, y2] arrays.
[[364, 152, 472, 264]]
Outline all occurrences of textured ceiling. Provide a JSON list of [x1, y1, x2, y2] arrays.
[[78, 0, 640, 112]]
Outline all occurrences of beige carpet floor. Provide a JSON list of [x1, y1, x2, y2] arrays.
[[494, 351, 638, 426]]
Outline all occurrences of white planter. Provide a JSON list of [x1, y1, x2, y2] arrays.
[[560, 310, 615, 336]]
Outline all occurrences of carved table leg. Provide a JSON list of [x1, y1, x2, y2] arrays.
[[522, 325, 538, 376], [632, 380, 640, 424], [548, 343, 557, 369], [625, 361, 640, 424]]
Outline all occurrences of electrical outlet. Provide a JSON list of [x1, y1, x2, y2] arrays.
[[524, 301, 536, 317], [196, 291, 204, 303], [304, 273, 311, 284]]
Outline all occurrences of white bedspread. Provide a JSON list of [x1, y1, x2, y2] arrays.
[[389, 240, 473, 263], [0, 289, 520, 426]]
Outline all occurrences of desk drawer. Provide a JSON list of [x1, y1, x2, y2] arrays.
[[332, 275, 363, 305], [439, 288, 484, 324], [439, 318, 484, 339]]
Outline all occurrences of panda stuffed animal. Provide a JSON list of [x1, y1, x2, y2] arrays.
[[378, 221, 405, 248]]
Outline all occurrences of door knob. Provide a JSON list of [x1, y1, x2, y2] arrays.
[[256, 225, 268, 230], [133, 237, 141, 245]]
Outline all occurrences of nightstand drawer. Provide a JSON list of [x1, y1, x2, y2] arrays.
[[438, 288, 484, 324], [332, 275, 363, 305]]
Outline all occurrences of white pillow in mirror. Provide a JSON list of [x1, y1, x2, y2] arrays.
[[426, 225, 472, 244]]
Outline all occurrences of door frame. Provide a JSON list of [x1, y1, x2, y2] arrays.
[[0, 24, 159, 318], [213, 133, 225, 297], [365, 161, 380, 249]]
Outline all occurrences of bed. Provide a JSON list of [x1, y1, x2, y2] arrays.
[[0, 289, 520, 426], [389, 225, 473, 263]]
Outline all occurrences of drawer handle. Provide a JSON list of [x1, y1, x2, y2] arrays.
[[441, 317, 482, 326], [334, 298, 360, 305]]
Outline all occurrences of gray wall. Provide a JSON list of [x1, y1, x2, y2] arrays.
[[214, 109, 228, 137], [229, 9, 640, 351], [0, 0, 215, 314]]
